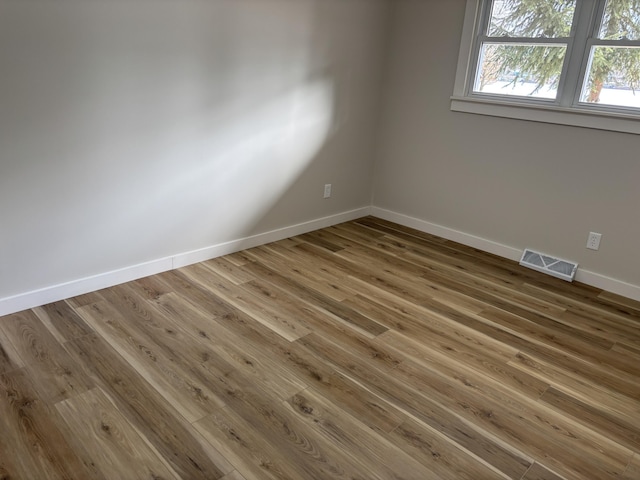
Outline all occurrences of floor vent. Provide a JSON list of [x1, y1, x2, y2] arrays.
[[519, 249, 578, 282]]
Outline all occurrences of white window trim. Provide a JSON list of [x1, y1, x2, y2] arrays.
[[451, 0, 640, 135]]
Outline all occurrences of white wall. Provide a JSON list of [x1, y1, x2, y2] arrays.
[[373, 0, 640, 295], [0, 0, 388, 306]]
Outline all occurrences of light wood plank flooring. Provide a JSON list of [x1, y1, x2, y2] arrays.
[[1, 216, 639, 479]]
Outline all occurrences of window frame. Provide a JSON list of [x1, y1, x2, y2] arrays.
[[451, 0, 640, 135]]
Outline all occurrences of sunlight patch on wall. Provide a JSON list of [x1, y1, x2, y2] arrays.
[[214, 76, 337, 231], [125, 76, 337, 246]]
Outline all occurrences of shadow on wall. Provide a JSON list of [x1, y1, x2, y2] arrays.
[[0, 0, 383, 306]]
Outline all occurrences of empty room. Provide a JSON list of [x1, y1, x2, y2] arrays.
[[1, 0, 639, 479]]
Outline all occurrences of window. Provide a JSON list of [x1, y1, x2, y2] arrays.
[[451, 0, 640, 134]]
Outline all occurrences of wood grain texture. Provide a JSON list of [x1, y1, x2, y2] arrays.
[[0, 216, 639, 479], [65, 333, 230, 479], [0, 368, 104, 479], [33, 300, 95, 343], [0, 309, 94, 403], [0, 326, 24, 374], [522, 462, 566, 480], [621, 454, 640, 480], [56, 387, 180, 479]]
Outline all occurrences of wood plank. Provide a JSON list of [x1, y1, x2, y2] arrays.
[[353, 217, 577, 297], [307, 226, 368, 250], [64, 333, 230, 479], [612, 341, 640, 360], [385, 417, 510, 480], [295, 332, 532, 479], [522, 462, 567, 480], [243, 243, 355, 302], [379, 329, 549, 401], [158, 269, 234, 318], [238, 261, 389, 339], [180, 295, 404, 434], [0, 325, 24, 374], [389, 361, 630, 480], [509, 351, 640, 421], [33, 300, 94, 343], [547, 308, 640, 350], [194, 365, 401, 480], [509, 347, 640, 404], [240, 261, 384, 336], [290, 241, 569, 352], [56, 387, 181, 479], [195, 406, 314, 480], [148, 291, 308, 401], [285, 388, 443, 480], [342, 288, 518, 364], [75, 299, 226, 423], [597, 290, 640, 314], [203, 256, 256, 285], [477, 306, 616, 361], [297, 230, 346, 252], [65, 290, 104, 308], [221, 471, 248, 480], [523, 283, 640, 327], [354, 216, 601, 300], [621, 454, 640, 480], [179, 263, 312, 342], [353, 216, 448, 244], [0, 309, 93, 403], [133, 274, 176, 300], [540, 387, 640, 451], [106, 283, 224, 368], [0, 368, 104, 479], [240, 280, 394, 364], [224, 250, 256, 266], [331, 221, 528, 293], [298, 331, 632, 480]]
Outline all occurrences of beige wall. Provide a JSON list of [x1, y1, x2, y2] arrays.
[[0, 0, 388, 299], [373, 0, 640, 288], [2, 0, 639, 307]]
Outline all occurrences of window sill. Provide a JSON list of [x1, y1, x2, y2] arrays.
[[450, 96, 640, 136]]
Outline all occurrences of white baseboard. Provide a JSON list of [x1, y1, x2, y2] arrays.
[[573, 270, 640, 302], [370, 207, 522, 260], [0, 257, 175, 318], [4, 205, 638, 317], [371, 207, 640, 302], [171, 207, 371, 268], [0, 207, 371, 317]]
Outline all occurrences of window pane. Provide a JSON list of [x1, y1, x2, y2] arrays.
[[599, 0, 640, 40], [487, 0, 576, 38], [473, 43, 567, 99], [580, 46, 640, 107]]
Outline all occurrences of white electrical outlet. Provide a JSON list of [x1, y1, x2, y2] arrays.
[[586, 232, 602, 250], [323, 184, 332, 198]]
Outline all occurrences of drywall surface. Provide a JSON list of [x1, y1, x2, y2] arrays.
[[373, 0, 640, 288], [0, 0, 388, 299]]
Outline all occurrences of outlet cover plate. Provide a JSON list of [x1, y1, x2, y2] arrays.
[[587, 232, 602, 250]]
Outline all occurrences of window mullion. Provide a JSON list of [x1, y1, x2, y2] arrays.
[[465, 0, 496, 95], [592, 39, 640, 47], [480, 36, 570, 45], [561, 0, 601, 107]]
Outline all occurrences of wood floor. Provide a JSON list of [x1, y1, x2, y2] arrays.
[[1, 217, 639, 480]]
